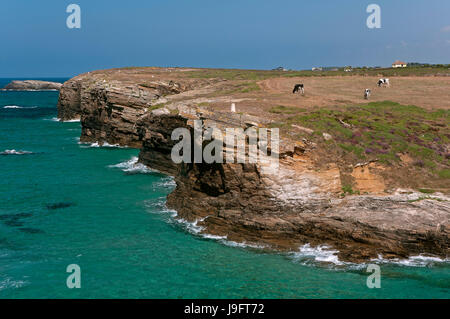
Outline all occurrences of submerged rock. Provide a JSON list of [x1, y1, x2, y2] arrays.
[[18, 228, 44, 234], [3, 220, 24, 227], [46, 202, 75, 210]]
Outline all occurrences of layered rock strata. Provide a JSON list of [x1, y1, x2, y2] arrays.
[[57, 68, 449, 262]]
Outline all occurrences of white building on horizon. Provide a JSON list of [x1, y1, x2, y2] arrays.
[[392, 60, 408, 68]]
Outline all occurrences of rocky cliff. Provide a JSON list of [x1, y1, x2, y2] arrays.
[[57, 67, 449, 263], [2, 80, 62, 91]]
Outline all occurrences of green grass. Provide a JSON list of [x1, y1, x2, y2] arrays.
[[239, 82, 260, 93], [211, 81, 261, 96], [341, 185, 360, 196], [418, 188, 435, 194], [437, 169, 450, 179], [184, 66, 450, 80], [185, 69, 292, 81], [283, 101, 449, 172], [147, 103, 167, 111], [408, 196, 446, 203], [269, 105, 306, 114]]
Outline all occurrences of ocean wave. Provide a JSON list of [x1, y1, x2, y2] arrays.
[[152, 177, 176, 189], [290, 245, 449, 268], [290, 244, 344, 266], [46, 117, 80, 122], [172, 214, 267, 249], [3, 105, 38, 109], [143, 199, 262, 248], [174, 216, 207, 234], [370, 254, 449, 267], [0, 149, 33, 155], [144, 198, 178, 217], [108, 156, 155, 173], [0, 277, 28, 291], [144, 199, 449, 268], [80, 141, 127, 148]]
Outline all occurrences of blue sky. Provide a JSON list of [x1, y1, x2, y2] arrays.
[[1, 0, 449, 77]]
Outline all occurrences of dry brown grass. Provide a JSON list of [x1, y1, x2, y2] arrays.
[[256, 76, 450, 111]]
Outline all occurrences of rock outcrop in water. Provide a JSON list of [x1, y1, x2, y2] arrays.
[[57, 67, 449, 262], [2, 80, 62, 91]]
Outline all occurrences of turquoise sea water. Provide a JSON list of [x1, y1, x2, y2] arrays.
[[0, 78, 448, 299]]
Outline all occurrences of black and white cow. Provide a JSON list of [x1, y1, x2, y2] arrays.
[[364, 89, 371, 99], [377, 78, 390, 87], [293, 84, 304, 95]]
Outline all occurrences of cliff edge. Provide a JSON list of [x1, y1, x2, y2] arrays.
[[57, 67, 450, 262]]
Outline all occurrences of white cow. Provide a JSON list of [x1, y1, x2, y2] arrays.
[[377, 78, 390, 87], [364, 89, 371, 99], [293, 84, 305, 95]]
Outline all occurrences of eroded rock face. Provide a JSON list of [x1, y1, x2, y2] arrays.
[[57, 72, 200, 147], [57, 68, 450, 262], [57, 77, 83, 121], [2, 80, 62, 91], [139, 112, 449, 262]]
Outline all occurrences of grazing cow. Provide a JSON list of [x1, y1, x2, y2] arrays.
[[364, 89, 371, 99], [377, 78, 390, 87], [293, 84, 304, 95]]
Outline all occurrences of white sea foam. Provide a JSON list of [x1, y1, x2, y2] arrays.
[[0, 149, 33, 155], [46, 117, 80, 122], [143, 198, 264, 249], [291, 244, 343, 266], [3, 105, 38, 109], [108, 156, 155, 173], [61, 119, 80, 123], [172, 214, 266, 249], [79, 141, 126, 148], [289, 244, 449, 268], [152, 177, 176, 189], [175, 216, 206, 234], [143, 199, 449, 268], [169, 210, 450, 266], [144, 198, 177, 217], [0, 277, 28, 291], [221, 239, 266, 249], [370, 254, 449, 267]]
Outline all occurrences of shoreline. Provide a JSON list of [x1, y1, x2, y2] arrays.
[[56, 66, 449, 263], [85, 144, 450, 267]]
